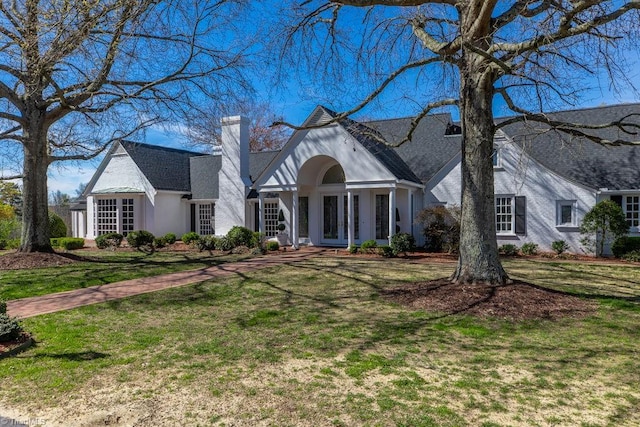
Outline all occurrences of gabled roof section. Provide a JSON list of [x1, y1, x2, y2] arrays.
[[120, 141, 205, 192], [498, 103, 640, 190], [320, 107, 422, 184], [189, 150, 279, 200], [366, 112, 461, 183]]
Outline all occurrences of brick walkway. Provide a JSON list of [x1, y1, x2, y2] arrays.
[[7, 248, 326, 319]]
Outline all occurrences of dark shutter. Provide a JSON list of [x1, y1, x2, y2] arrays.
[[515, 196, 526, 235], [254, 203, 259, 232], [610, 195, 623, 207], [190, 204, 196, 232]]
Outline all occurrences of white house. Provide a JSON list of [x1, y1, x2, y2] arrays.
[[72, 103, 640, 254]]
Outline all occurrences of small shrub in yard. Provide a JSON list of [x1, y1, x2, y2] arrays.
[[520, 242, 538, 256], [58, 238, 84, 250], [154, 237, 167, 249], [197, 235, 218, 251], [390, 232, 415, 256], [127, 230, 155, 251], [622, 250, 640, 262], [266, 241, 280, 251], [0, 239, 6, 250], [95, 232, 123, 250], [163, 233, 177, 245], [552, 240, 570, 255], [378, 245, 394, 257], [361, 239, 378, 253], [181, 232, 200, 245], [499, 244, 519, 256], [49, 212, 67, 238], [0, 300, 23, 343], [611, 236, 640, 258], [215, 235, 234, 252], [227, 226, 257, 248], [348, 244, 358, 254]]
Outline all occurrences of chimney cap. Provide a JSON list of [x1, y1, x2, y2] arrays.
[[221, 115, 250, 125]]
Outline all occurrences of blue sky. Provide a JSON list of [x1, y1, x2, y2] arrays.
[[44, 2, 640, 197]]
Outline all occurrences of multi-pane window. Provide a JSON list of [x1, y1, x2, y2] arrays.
[[264, 202, 279, 237], [375, 194, 389, 240], [625, 196, 639, 227], [121, 198, 135, 236], [96, 199, 117, 235], [556, 201, 576, 226], [495, 197, 513, 234], [198, 204, 214, 235]]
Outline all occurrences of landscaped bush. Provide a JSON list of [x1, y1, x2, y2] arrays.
[[181, 232, 200, 246], [95, 232, 123, 250], [499, 244, 519, 256], [0, 239, 6, 250], [416, 205, 461, 253], [611, 236, 640, 258], [197, 235, 218, 251], [520, 242, 539, 256], [5, 239, 20, 249], [154, 237, 167, 249], [57, 238, 84, 250], [621, 250, 640, 262], [163, 233, 177, 245], [552, 240, 570, 255], [360, 239, 378, 253], [390, 232, 415, 257], [580, 200, 628, 256], [0, 300, 23, 343], [215, 235, 235, 252], [266, 241, 280, 251], [49, 212, 67, 238], [378, 245, 394, 257], [126, 230, 155, 251], [348, 244, 358, 254], [227, 226, 257, 248]]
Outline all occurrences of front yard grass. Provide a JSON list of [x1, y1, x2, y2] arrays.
[[0, 249, 251, 300], [1, 256, 639, 426]]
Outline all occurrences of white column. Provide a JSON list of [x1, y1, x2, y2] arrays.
[[388, 188, 396, 244], [347, 190, 354, 248], [291, 190, 299, 249], [258, 193, 264, 234]]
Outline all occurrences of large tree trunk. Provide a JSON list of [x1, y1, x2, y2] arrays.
[[451, 44, 509, 284], [20, 113, 53, 253]]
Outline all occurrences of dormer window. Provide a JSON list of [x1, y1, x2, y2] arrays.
[[445, 122, 461, 136]]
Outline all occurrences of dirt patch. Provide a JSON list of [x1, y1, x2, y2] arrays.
[[381, 278, 597, 321], [0, 252, 81, 270]]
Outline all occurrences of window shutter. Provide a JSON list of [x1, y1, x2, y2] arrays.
[[190, 204, 196, 232], [610, 195, 623, 207], [515, 196, 526, 235]]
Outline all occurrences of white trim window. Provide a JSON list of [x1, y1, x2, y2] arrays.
[[495, 196, 513, 234], [264, 202, 279, 237], [121, 198, 135, 236], [556, 200, 577, 227], [625, 195, 640, 228], [492, 148, 501, 168], [96, 198, 118, 235], [198, 203, 214, 235]]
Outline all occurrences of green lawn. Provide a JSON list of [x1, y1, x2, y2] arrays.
[[0, 249, 251, 300], [1, 256, 639, 426]]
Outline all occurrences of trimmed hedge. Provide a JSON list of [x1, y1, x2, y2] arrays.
[[266, 241, 280, 251], [611, 236, 640, 258], [181, 232, 200, 245], [0, 300, 22, 343], [95, 233, 123, 250], [390, 232, 415, 256], [49, 212, 67, 238], [126, 230, 155, 251], [51, 237, 84, 250]]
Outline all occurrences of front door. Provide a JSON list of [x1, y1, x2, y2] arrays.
[[321, 193, 358, 246]]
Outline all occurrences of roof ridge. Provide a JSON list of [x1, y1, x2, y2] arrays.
[[120, 140, 205, 156], [495, 102, 640, 121]]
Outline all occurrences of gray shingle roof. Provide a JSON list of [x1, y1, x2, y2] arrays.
[[498, 103, 640, 190], [189, 150, 279, 200], [120, 141, 205, 192], [365, 113, 461, 183]]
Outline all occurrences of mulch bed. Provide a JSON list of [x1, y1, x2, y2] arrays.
[[0, 252, 82, 270], [381, 278, 597, 321], [0, 333, 33, 359]]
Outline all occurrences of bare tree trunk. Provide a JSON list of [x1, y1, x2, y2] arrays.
[[20, 113, 53, 253], [451, 48, 509, 285]]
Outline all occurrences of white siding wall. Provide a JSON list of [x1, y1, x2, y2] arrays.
[[153, 192, 190, 237], [427, 135, 597, 253]]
